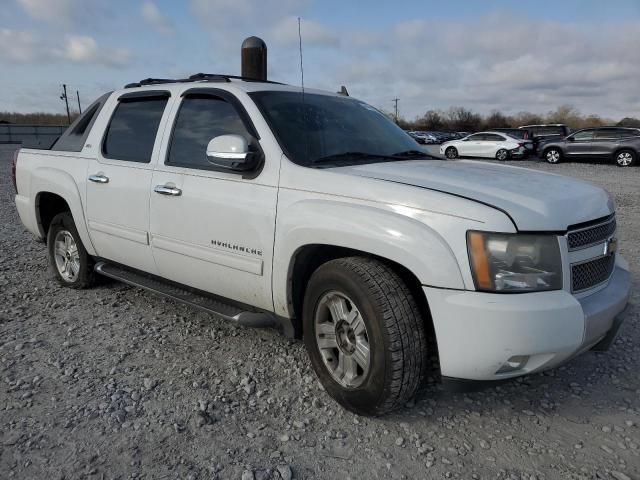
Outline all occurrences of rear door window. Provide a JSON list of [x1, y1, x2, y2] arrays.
[[103, 97, 168, 162], [594, 129, 618, 139]]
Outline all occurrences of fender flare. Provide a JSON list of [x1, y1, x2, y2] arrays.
[[31, 167, 96, 256], [272, 199, 465, 318]]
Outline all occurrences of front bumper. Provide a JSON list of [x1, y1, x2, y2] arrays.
[[424, 260, 631, 381]]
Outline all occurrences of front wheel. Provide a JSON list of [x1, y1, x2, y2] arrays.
[[47, 212, 96, 288], [445, 146, 458, 159], [544, 148, 562, 164], [303, 257, 428, 416], [615, 149, 636, 167], [495, 149, 509, 161]]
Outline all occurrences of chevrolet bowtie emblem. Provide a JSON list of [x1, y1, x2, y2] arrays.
[[604, 237, 618, 256]]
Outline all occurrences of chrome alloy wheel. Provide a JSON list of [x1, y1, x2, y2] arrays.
[[53, 230, 80, 282], [546, 149, 560, 163], [617, 151, 633, 166], [314, 291, 370, 388]]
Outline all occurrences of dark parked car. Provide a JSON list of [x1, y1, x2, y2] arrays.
[[518, 124, 571, 153], [540, 127, 640, 167], [493, 128, 534, 156]]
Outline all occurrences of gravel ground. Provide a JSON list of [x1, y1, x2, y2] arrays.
[[1, 145, 638, 480]]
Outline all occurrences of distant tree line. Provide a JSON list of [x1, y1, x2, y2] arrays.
[[0, 112, 79, 125], [391, 105, 640, 132], [2, 105, 640, 132]]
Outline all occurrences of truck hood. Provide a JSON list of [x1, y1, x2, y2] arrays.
[[333, 160, 614, 231]]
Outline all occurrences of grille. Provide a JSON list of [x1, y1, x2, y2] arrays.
[[567, 216, 616, 250], [571, 254, 615, 292]]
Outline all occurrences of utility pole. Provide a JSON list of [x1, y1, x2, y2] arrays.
[[76, 90, 82, 114], [60, 84, 71, 124], [392, 97, 399, 124]]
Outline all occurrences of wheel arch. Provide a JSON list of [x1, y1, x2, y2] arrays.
[[31, 167, 96, 255], [612, 147, 637, 163], [285, 244, 438, 362]]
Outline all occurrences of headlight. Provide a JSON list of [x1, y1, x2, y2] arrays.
[[467, 231, 562, 292]]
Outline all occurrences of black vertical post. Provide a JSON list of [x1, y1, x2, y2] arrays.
[[61, 84, 71, 124], [76, 90, 82, 114], [392, 98, 399, 124]]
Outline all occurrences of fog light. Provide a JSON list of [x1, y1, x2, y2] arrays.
[[495, 355, 530, 374]]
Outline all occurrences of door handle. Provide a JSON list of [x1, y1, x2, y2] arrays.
[[154, 185, 182, 196], [88, 174, 109, 184]]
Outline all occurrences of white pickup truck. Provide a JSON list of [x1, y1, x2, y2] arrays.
[[13, 74, 631, 415]]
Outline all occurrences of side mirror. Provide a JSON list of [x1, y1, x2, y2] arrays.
[[566, 136, 575, 142], [206, 134, 256, 171]]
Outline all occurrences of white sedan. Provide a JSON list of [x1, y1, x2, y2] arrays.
[[440, 132, 525, 160]]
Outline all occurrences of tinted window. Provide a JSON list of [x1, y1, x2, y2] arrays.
[[485, 134, 505, 141], [572, 130, 594, 140], [250, 91, 421, 167], [594, 129, 619, 139], [167, 95, 251, 168], [467, 134, 485, 141], [103, 97, 168, 162], [537, 126, 565, 136], [617, 128, 640, 138]]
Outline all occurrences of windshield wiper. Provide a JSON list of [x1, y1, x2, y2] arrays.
[[311, 151, 398, 165], [391, 150, 435, 159]]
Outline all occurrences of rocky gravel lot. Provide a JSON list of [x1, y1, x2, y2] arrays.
[[0, 145, 638, 480]]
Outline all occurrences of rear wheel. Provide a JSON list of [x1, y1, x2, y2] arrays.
[[544, 148, 562, 164], [615, 149, 636, 167], [47, 212, 96, 288], [445, 146, 458, 159], [495, 149, 509, 161], [303, 257, 428, 416]]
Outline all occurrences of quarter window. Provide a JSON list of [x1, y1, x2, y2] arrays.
[[167, 95, 251, 168], [103, 97, 168, 162]]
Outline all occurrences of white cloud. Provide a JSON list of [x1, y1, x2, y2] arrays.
[[56, 35, 131, 66], [142, 1, 173, 35], [16, 0, 75, 23], [0, 28, 131, 67], [0, 28, 39, 62], [270, 16, 338, 47]]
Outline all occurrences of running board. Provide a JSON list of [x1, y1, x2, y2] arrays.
[[94, 261, 282, 331]]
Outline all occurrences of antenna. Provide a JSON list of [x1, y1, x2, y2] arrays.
[[298, 17, 305, 97], [298, 17, 310, 162]]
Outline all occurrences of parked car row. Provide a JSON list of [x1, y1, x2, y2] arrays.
[[407, 130, 467, 144]]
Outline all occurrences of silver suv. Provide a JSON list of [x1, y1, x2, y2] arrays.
[[541, 127, 640, 167]]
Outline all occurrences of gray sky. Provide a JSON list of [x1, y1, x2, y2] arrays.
[[2, 0, 640, 120]]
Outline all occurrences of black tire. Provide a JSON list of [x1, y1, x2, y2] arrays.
[[303, 257, 428, 416], [444, 146, 458, 159], [544, 148, 562, 164], [47, 212, 96, 289], [495, 149, 509, 161], [614, 149, 636, 167]]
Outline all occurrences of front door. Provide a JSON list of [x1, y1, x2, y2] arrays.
[[149, 90, 278, 311], [565, 129, 595, 157], [86, 93, 170, 274], [459, 133, 485, 156]]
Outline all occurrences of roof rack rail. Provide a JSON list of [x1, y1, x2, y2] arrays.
[[124, 73, 285, 88]]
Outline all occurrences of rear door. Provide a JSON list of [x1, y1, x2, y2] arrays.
[[86, 91, 171, 274], [148, 89, 278, 311], [592, 128, 619, 156]]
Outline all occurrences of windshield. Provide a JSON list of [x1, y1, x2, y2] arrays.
[[250, 91, 429, 167]]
